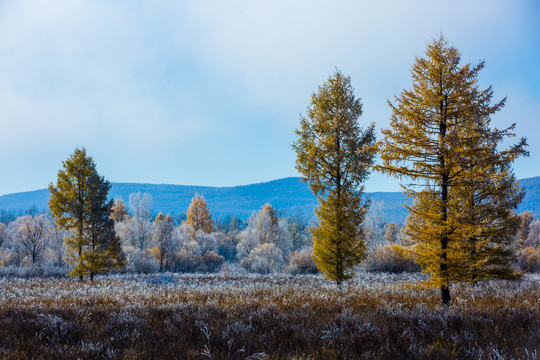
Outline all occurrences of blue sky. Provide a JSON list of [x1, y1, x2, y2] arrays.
[[0, 0, 538, 195]]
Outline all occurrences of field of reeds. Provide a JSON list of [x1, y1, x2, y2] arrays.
[[0, 272, 539, 359]]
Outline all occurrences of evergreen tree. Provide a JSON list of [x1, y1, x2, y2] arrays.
[[185, 194, 214, 233], [452, 138, 524, 283], [85, 171, 126, 280], [292, 69, 376, 286], [376, 36, 527, 304], [49, 148, 126, 281]]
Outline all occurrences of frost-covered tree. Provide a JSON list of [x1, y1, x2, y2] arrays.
[[122, 192, 153, 250], [176, 223, 218, 256], [0, 223, 7, 248], [515, 216, 540, 273], [9, 214, 50, 265], [46, 217, 68, 267], [229, 216, 241, 232], [293, 70, 376, 286], [236, 204, 291, 267], [516, 211, 534, 247], [241, 243, 284, 274], [152, 213, 174, 272], [524, 219, 540, 248], [171, 223, 224, 273], [0, 223, 10, 266], [363, 201, 386, 247], [285, 247, 318, 275], [287, 214, 312, 251]]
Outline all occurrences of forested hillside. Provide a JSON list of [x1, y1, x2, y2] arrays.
[[0, 176, 538, 223]]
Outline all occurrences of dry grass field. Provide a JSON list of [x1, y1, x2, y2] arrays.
[[0, 272, 539, 359]]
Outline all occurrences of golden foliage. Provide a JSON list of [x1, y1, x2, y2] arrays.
[[48, 148, 126, 281], [293, 70, 376, 285], [376, 35, 527, 304], [184, 194, 214, 234], [110, 199, 129, 222]]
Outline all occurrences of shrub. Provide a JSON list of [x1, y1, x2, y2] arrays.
[[241, 243, 284, 274], [169, 250, 225, 273], [169, 250, 198, 272], [365, 244, 420, 273], [517, 246, 540, 273], [216, 232, 238, 261], [285, 248, 318, 275], [127, 250, 159, 274], [0, 264, 68, 278], [197, 251, 225, 273]]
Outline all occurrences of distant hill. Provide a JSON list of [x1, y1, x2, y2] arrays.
[[0, 176, 538, 224], [518, 176, 540, 217]]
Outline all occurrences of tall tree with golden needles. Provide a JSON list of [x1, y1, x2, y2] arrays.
[[376, 36, 527, 305], [185, 194, 214, 233], [293, 69, 376, 287], [449, 109, 526, 283], [49, 148, 126, 281]]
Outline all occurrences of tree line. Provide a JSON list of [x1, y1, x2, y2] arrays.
[[0, 199, 537, 279], [0, 170, 317, 277]]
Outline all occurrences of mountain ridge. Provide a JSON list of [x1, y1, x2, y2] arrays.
[[0, 176, 538, 223]]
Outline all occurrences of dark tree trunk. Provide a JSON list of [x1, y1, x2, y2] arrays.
[[441, 285, 450, 305], [439, 94, 451, 306]]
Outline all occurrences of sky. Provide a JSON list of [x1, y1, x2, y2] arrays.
[[0, 0, 539, 195]]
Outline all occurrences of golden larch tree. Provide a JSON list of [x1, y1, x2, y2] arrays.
[[111, 199, 129, 223], [185, 194, 214, 233], [49, 148, 126, 281], [376, 36, 527, 305], [450, 122, 525, 283], [293, 69, 376, 286]]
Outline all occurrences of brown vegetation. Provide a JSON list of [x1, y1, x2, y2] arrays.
[[0, 273, 539, 359]]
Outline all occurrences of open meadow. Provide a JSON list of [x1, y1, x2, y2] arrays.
[[0, 272, 539, 359]]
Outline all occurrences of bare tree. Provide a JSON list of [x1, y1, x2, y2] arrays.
[[45, 215, 68, 267], [10, 215, 50, 265], [126, 192, 153, 250], [152, 213, 174, 272]]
